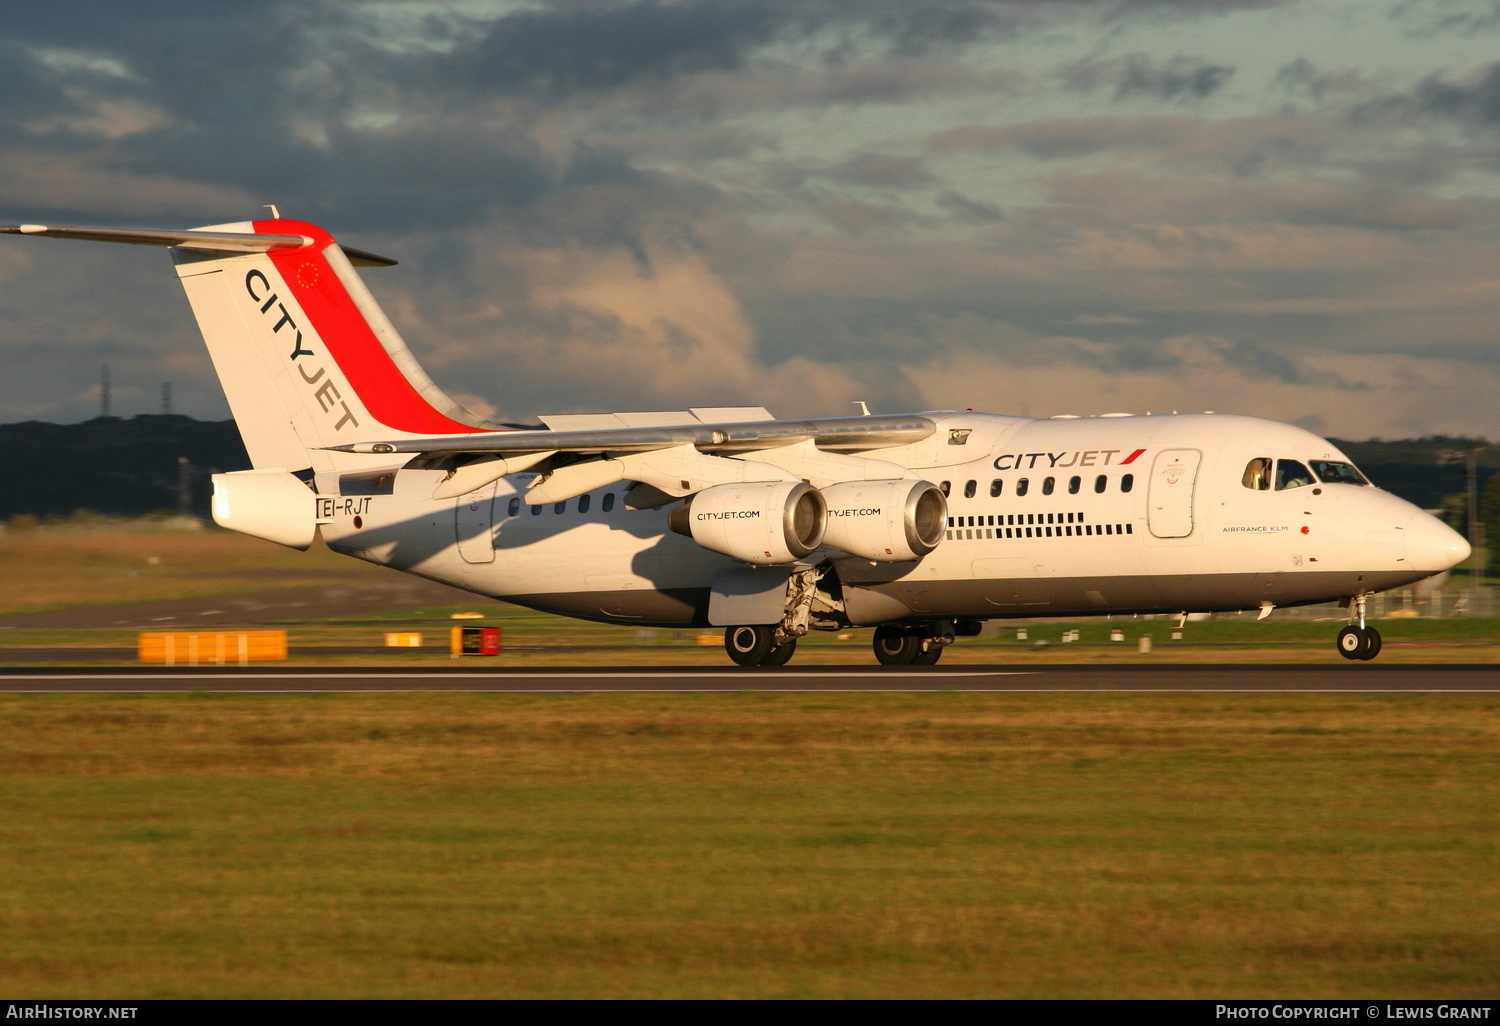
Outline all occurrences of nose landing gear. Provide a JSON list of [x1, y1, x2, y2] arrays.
[[1336, 595, 1382, 661]]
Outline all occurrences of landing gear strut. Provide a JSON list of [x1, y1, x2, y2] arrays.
[[1336, 594, 1382, 661], [724, 625, 797, 667], [721, 567, 825, 667]]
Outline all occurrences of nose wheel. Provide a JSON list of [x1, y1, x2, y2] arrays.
[[1338, 597, 1380, 660]]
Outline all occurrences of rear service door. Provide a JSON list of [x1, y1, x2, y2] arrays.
[[455, 482, 498, 563], [1147, 449, 1201, 539]]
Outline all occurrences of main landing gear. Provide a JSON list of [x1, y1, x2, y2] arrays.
[[1336, 595, 1382, 661], [873, 627, 944, 666], [869, 621, 978, 666], [723, 618, 982, 667], [724, 625, 797, 667]]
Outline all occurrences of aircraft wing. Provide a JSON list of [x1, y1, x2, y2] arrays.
[[328, 413, 934, 456], [327, 414, 939, 503]]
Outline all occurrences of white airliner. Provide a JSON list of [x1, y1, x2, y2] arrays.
[[1, 217, 1471, 665]]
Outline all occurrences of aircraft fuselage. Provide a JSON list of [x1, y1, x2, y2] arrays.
[[318, 411, 1464, 629]]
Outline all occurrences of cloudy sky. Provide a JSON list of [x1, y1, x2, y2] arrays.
[[2, 0, 1500, 440]]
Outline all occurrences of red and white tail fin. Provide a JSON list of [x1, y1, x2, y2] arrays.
[[1, 218, 497, 471], [172, 218, 494, 470]]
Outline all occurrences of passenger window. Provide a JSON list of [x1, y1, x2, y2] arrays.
[[1242, 457, 1271, 491], [1309, 460, 1369, 486], [1015, 478, 1029, 497], [554, 501, 566, 514], [1121, 474, 1134, 493], [1275, 460, 1314, 490], [940, 481, 951, 496], [507, 497, 521, 516], [1094, 475, 1106, 493], [1068, 475, 1081, 494], [531, 504, 542, 516], [1042, 477, 1055, 495], [602, 492, 615, 513], [963, 480, 977, 498], [578, 494, 591, 513], [990, 479, 1003, 497]]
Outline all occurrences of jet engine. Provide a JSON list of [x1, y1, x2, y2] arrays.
[[819, 479, 946, 562], [668, 481, 826, 565]]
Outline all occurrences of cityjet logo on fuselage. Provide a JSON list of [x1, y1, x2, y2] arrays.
[[244, 268, 359, 432], [992, 448, 1146, 471]]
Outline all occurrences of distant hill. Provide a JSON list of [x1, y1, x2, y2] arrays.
[[0, 416, 250, 520], [0, 417, 1489, 521], [1330, 437, 1495, 510]]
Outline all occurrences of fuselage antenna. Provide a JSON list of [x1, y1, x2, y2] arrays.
[[263, 204, 281, 220], [853, 400, 871, 416]]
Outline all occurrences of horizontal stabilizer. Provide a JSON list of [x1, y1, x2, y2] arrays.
[[0, 223, 396, 266]]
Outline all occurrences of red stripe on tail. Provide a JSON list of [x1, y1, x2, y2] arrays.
[[256, 219, 486, 436]]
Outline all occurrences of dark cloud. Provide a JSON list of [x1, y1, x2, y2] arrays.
[[872, 3, 1027, 56], [1063, 53, 1236, 101], [1351, 60, 1500, 140], [1389, 0, 1500, 38], [821, 153, 937, 188], [929, 116, 1191, 158], [1414, 62, 1500, 125], [936, 189, 1005, 223], [457, 2, 783, 100], [1270, 57, 1368, 105]]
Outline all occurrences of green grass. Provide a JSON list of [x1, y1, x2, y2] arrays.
[[0, 525, 371, 614], [0, 692, 1496, 997]]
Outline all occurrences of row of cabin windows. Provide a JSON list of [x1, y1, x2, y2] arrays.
[[500, 468, 1147, 517], [950, 511, 1092, 527], [510, 492, 620, 517], [945, 515, 1134, 541], [943, 474, 1134, 499]]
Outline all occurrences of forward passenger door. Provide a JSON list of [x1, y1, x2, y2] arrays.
[[1147, 449, 1201, 539]]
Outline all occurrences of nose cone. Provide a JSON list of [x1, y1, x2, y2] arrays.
[[1405, 511, 1471, 572]]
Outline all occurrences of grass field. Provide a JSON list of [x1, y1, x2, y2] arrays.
[[2, 527, 1497, 997], [0, 523, 369, 614], [0, 692, 1496, 998]]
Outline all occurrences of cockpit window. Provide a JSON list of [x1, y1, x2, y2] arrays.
[[1241, 458, 1271, 491], [1275, 459, 1314, 490], [1309, 460, 1369, 486]]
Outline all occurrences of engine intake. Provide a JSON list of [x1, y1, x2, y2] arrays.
[[668, 481, 825, 565], [819, 479, 946, 561]]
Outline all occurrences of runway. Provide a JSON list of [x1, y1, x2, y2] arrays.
[[0, 664, 1496, 692]]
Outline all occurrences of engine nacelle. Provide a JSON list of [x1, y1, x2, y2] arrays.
[[211, 469, 316, 550], [669, 481, 826, 565], [819, 479, 946, 561]]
